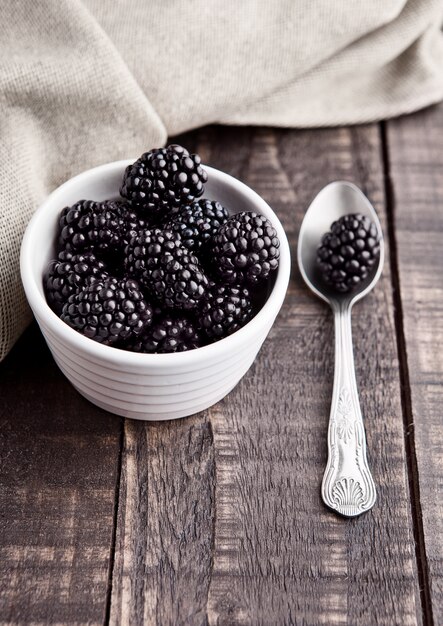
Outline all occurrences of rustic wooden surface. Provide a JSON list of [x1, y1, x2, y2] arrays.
[[385, 104, 443, 626], [0, 328, 122, 624], [1, 108, 442, 625]]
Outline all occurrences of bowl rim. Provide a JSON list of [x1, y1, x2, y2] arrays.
[[20, 160, 291, 369]]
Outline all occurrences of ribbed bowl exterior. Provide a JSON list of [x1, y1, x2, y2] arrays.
[[21, 161, 290, 421], [37, 318, 268, 420]]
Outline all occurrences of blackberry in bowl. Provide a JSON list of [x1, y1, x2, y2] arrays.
[[61, 277, 153, 345], [120, 144, 207, 218], [128, 314, 201, 354], [211, 211, 280, 285], [45, 250, 108, 315], [199, 284, 253, 340], [124, 228, 209, 311], [166, 200, 229, 252], [20, 153, 290, 420]]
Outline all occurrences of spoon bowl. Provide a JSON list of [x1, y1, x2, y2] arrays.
[[298, 181, 384, 310], [297, 181, 384, 517]]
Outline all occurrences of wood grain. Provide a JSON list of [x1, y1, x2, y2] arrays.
[[386, 104, 443, 625], [110, 415, 215, 626], [109, 126, 422, 625], [0, 325, 122, 625]]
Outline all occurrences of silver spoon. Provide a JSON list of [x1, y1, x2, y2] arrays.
[[297, 181, 384, 517]]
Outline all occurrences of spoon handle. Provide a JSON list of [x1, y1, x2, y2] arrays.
[[322, 305, 376, 517]]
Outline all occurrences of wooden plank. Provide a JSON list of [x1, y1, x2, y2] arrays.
[[0, 324, 122, 625], [110, 416, 215, 625], [386, 104, 443, 625], [109, 126, 422, 625]]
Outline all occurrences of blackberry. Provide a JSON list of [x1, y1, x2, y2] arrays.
[[59, 199, 143, 255], [125, 229, 209, 310], [316, 213, 380, 293], [127, 315, 201, 353], [211, 212, 280, 285], [120, 144, 208, 217], [167, 200, 229, 251], [58, 200, 99, 252], [45, 250, 108, 314], [61, 277, 153, 345], [199, 284, 253, 340], [103, 199, 146, 247], [124, 228, 181, 276]]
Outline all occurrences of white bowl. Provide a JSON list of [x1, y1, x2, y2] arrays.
[[20, 161, 291, 420]]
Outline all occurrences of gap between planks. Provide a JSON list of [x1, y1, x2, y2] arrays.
[[380, 120, 434, 626], [104, 417, 125, 626]]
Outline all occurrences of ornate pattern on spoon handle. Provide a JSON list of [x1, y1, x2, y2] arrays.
[[321, 306, 376, 517]]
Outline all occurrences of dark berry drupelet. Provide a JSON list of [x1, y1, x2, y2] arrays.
[[316, 213, 381, 293], [199, 284, 252, 340], [119, 144, 208, 217], [125, 229, 209, 310], [127, 315, 201, 353], [211, 212, 280, 285], [45, 250, 108, 314], [59, 199, 143, 255], [166, 199, 229, 252], [61, 277, 153, 345]]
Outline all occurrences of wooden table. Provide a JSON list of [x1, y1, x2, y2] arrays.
[[1, 103, 442, 626]]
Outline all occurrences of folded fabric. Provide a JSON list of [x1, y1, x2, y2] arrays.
[[1, 0, 442, 361]]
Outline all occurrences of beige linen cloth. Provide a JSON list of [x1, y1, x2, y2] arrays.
[[1, 0, 443, 361]]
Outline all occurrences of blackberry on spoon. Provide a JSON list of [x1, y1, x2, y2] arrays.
[[316, 213, 380, 293], [297, 183, 383, 516]]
